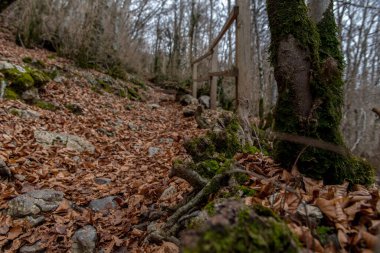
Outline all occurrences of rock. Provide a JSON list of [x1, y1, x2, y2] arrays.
[[9, 108, 41, 119], [34, 130, 95, 153], [148, 104, 160, 110], [160, 138, 174, 144], [19, 241, 45, 253], [21, 88, 40, 101], [72, 225, 97, 253], [94, 178, 112, 185], [148, 147, 160, 157], [183, 107, 196, 117], [65, 103, 84, 115], [89, 196, 118, 213], [128, 122, 138, 131], [26, 216, 45, 227], [14, 174, 26, 181], [0, 61, 14, 70], [296, 202, 323, 222], [198, 96, 210, 109], [14, 65, 27, 73], [180, 94, 198, 106], [54, 76, 66, 83], [8, 189, 64, 218], [159, 186, 177, 200], [0, 158, 11, 178]]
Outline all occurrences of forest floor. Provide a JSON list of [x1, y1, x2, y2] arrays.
[[0, 30, 379, 253], [0, 30, 204, 252]]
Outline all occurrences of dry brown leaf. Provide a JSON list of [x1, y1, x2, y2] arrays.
[[156, 242, 179, 253]]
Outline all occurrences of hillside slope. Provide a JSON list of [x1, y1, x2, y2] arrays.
[[0, 30, 203, 252]]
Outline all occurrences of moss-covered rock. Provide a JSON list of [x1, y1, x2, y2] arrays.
[[4, 88, 20, 100], [183, 201, 299, 253], [34, 100, 58, 111]]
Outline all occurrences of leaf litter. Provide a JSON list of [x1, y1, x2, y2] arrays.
[[0, 29, 379, 253]]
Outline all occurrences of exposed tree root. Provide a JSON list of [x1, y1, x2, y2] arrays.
[[169, 162, 208, 190]]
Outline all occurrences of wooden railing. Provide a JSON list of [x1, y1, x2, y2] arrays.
[[191, 6, 239, 110]]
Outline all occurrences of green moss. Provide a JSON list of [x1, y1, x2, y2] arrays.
[[196, 160, 220, 179], [315, 225, 334, 246], [184, 207, 298, 253], [238, 186, 256, 197], [26, 67, 50, 87], [22, 57, 33, 64], [65, 104, 83, 115], [97, 79, 113, 93], [127, 86, 141, 101], [184, 136, 216, 163], [35, 100, 58, 111], [4, 88, 20, 100], [118, 88, 127, 98], [252, 204, 280, 221], [204, 202, 216, 216], [130, 77, 147, 90]]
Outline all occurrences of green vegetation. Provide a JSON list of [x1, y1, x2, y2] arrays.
[[35, 100, 58, 111], [184, 207, 298, 253]]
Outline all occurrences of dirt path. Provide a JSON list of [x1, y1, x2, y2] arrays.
[[0, 36, 203, 251]]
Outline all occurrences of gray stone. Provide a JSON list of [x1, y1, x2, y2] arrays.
[[159, 186, 177, 200], [8, 189, 64, 218], [160, 138, 174, 144], [148, 147, 160, 157], [94, 178, 112, 185], [0, 158, 11, 177], [53, 76, 66, 83], [180, 94, 198, 106], [296, 202, 323, 221], [128, 122, 138, 131], [198, 96, 210, 109], [72, 225, 97, 253], [19, 241, 45, 253], [183, 107, 195, 117], [14, 65, 27, 73], [0, 61, 14, 70], [22, 88, 40, 101], [26, 216, 45, 227], [89, 196, 117, 213], [9, 108, 41, 119], [148, 104, 160, 110], [34, 131, 95, 153]]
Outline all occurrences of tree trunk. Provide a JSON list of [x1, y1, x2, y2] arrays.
[[0, 0, 16, 13], [266, 0, 374, 185]]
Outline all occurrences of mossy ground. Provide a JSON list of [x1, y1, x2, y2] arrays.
[[34, 100, 58, 111], [184, 206, 299, 253]]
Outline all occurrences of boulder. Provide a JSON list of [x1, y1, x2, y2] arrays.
[[8, 189, 64, 218], [34, 130, 95, 153], [9, 108, 40, 119], [198, 96, 210, 109], [0, 158, 11, 177], [0, 61, 14, 70], [89, 196, 118, 213], [72, 225, 97, 253], [180, 94, 198, 106], [21, 88, 40, 101]]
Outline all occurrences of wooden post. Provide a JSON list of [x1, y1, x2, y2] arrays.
[[236, 0, 254, 145], [210, 49, 218, 110], [192, 62, 198, 97]]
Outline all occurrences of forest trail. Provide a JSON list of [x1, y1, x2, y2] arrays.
[[0, 31, 202, 252]]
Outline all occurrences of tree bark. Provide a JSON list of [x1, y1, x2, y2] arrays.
[[266, 0, 374, 185]]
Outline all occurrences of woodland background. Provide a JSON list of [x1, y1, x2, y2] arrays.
[[1, 0, 379, 169]]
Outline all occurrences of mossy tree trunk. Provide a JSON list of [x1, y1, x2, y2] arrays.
[[266, 0, 374, 184], [0, 0, 16, 13]]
